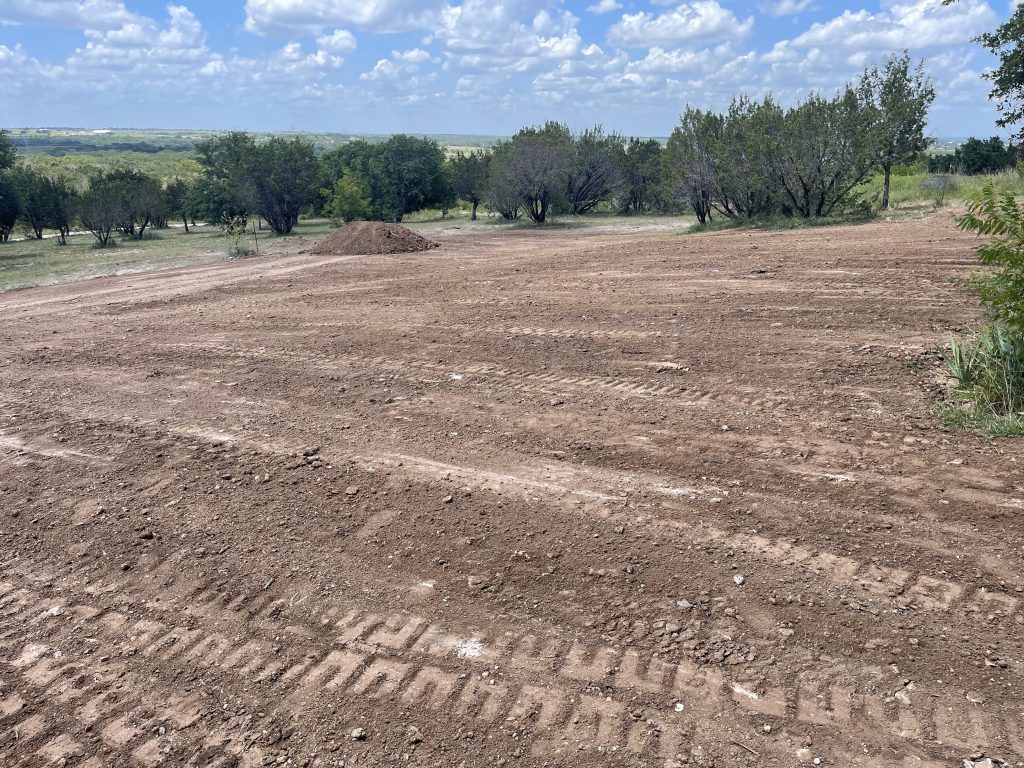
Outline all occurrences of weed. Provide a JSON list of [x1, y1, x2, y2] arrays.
[[939, 325, 1024, 436]]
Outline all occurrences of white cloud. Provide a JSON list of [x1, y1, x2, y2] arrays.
[[608, 1, 754, 47], [316, 28, 357, 53], [791, 0, 998, 50], [434, 2, 582, 73], [587, 0, 622, 14], [762, 0, 814, 16], [0, 0, 139, 31], [243, 0, 445, 36]]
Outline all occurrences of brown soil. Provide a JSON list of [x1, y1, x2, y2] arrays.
[[309, 220, 439, 256], [0, 213, 1021, 768]]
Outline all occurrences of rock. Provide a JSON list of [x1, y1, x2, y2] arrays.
[[351, 727, 366, 741], [676, 599, 694, 611], [407, 726, 423, 745], [733, 575, 745, 586], [140, 531, 154, 540], [345, 486, 360, 496], [443, 495, 454, 504], [721, 425, 731, 432], [965, 691, 985, 704], [120, 562, 131, 572]]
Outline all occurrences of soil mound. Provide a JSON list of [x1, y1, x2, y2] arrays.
[[310, 221, 439, 256]]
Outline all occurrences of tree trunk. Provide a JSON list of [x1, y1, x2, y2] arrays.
[[881, 163, 892, 210], [471, 200, 478, 221], [183, 216, 190, 233]]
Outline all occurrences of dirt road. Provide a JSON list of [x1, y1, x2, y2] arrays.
[[0, 216, 1021, 768]]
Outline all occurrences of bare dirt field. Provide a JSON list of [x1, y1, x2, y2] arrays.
[[0, 214, 1021, 768]]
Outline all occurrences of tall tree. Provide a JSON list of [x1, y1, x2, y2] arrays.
[[566, 125, 624, 215], [0, 130, 16, 172], [620, 138, 664, 213], [862, 52, 935, 209], [79, 172, 124, 247], [665, 108, 721, 224], [976, 4, 1024, 140], [251, 137, 321, 235], [11, 167, 57, 239], [105, 168, 164, 240], [449, 150, 490, 220], [0, 176, 20, 243]]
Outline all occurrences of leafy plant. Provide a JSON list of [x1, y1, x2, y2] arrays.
[[940, 327, 1024, 436], [956, 185, 1024, 331]]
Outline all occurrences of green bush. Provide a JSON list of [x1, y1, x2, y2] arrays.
[[956, 185, 1024, 331]]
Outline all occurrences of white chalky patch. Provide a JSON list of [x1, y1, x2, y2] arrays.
[[731, 684, 760, 700], [455, 640, 483, 658]]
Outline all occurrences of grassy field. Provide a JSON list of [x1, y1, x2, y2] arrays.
[[0, 210, 696, 292]]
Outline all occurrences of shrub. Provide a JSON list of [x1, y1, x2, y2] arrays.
[[956, 185, 1024, 331]]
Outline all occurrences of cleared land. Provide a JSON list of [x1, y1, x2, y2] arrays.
[[0, 215, 1021, 768]]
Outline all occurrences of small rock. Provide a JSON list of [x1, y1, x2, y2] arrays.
[[733, 575, 745, 586], [721, 425, 731, 432], [965, 691, 985, 704], [351, 727, 366, 741], [345, 486, 360, 496], [120, 563, 131, 572], [763, 724, 771, 733], [443, 495, 454, 504], [676, 599, 693, 611]]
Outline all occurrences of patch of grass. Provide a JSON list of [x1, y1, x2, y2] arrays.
[[684, 211, 875, 234], [861, 169, 1024, 209], [938, 325, 1024, 437], [0, 224, 225, 292], [936, 401, 1024, 437]]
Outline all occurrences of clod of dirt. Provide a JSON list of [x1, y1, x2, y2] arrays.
[[309, 221, 439, 256]]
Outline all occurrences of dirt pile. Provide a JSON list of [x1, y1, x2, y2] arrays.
[[310, 220, 439, 256]]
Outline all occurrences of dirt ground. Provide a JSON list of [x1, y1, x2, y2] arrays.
[[0, 214, 1021, 768]]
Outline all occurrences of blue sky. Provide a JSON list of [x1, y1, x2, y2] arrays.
[[0, 0, 1017, 137]]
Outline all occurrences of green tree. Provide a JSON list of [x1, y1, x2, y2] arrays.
[[768, 87, 877, 218], [194, 131, 258, 222], [328, 170, 371, 223], [164, 177, 197, 232], [449, 150, 490, 220], [862, 51, 935, 209], [620, 138, 664, 213], [372, 135, 447, 222], [11, 167, 58, 239], [0, 130, 16, 172], [251, 137, 321, 235], [0, 176, 20, 242], [976, 5, 1024, 140], [48, 175, 78, 245], [665, 108, 721, 224], [79, 172, 124, 247], [566, 125, 624, 215], [489, 124, 571, 224], [104, 168, 164, 240]]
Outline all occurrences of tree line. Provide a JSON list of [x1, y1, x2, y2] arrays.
[[0, 50, 1009, 245]]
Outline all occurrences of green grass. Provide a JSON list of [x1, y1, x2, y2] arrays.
[[936, 401, 1024, 437], [861, 169, 1024, 210], [938, 326, 1024, 438], [684, 211, 875, 234], [0, 225, 228, 292], [0, 211, 695, 292]]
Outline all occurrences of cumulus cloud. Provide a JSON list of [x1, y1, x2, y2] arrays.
[[587, 0, 622, 14], [0, 0, 140, 31], [791, 0, 998, 50], [762, 0, 814, 16], [243, 0, 445, 36], [608, 1, 754, 47], [316, 28, 357, 53]]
